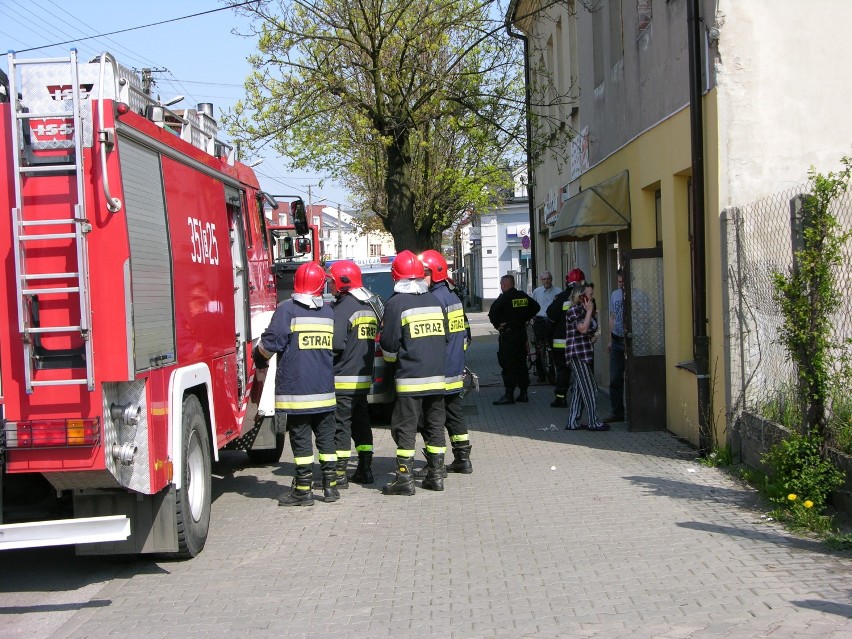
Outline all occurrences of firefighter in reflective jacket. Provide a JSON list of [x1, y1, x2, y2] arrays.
[[414, 250, 473, 477], [379, 250, 448, 495], [327, 260, 380, 487], [254, 261, 339, 506], [488, 274, 540, 405], [546, 268, 586, 408]]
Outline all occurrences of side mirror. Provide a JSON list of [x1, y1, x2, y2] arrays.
[[295, 237, 311, 254], [290, 199, 309, 236]]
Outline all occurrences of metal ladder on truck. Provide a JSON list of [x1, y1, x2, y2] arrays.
[[7, 50, 94, 393]]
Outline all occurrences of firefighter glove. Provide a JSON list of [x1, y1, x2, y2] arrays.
[[252, 344, 270, 370]]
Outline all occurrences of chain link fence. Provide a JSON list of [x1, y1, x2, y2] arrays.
[[723, 183, 852, 447]]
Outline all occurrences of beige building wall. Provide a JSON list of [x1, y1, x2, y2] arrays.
[[511, 0, 852, 446]]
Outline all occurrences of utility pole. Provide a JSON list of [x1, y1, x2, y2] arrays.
[[337, 203, 343, 259], [140, 67, 167, 97]]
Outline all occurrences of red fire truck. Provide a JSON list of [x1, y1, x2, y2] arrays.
[[0, 50, 285, 556]]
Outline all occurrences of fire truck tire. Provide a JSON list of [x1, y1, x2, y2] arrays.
[[175, 395, 212, 558]]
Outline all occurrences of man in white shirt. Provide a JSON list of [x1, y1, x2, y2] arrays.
[[530, 271, 561, 382]]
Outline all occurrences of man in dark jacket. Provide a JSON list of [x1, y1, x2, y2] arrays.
[[487, 274, 539, 405], [380, 250, 448, 495], [327, 260, 380, 487], [415, 250, 474, 476], [254, 261, 338, 507], [545, 268, 586, 408]]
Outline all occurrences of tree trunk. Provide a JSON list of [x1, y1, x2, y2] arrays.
[[383, 129, 438, 253]]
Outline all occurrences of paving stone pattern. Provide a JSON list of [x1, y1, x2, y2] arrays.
[[51, 314, 852, 638]]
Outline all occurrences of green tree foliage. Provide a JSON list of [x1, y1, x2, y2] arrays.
[[225, 0, 530, 252], [772, 157, 852, 435]]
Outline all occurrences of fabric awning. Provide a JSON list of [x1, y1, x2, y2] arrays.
[[549, 170, 631, 241]]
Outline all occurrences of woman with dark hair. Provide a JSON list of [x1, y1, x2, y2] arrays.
[[564, 282, 609, 431]]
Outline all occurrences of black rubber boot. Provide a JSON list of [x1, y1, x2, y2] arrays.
[[349, 451, 374, 484], [413, 448, 448, 479], [516, 389, 529, 403], [334, 458, 349, 490], [382, 457, 415, 496], [493, 388, 515, 405], [446, 444, 473, 474], [550, 396, 567, 408], [421, 452, 445, 491], [412, 448, 429, 479], [322, 469, 340, 503], [278, 466, 315, 507]]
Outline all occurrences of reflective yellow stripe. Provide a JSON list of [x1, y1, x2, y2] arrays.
[[396, 450, 415, 458], [336, 450, 352, 459], [451, 434, 470, 443], [290, 321, 334, 332], [356, 444, 373, 452], [335, 381, 372, 390], [318, 453, 338, 462], [294, 455, 314, 465], [351, 316, 377, 326], [276, 396, 337, 410], [397, 376, 447, 393], [335, 374, 372, 390], [425, 445, 447, 454], [383, 352, 398, 362], [552, 339, 566, 349], [400, 307, 444, 324]]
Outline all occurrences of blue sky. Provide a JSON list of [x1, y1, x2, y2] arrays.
[[1, 0, 349, 206]]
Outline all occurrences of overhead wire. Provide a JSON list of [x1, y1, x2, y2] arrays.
[[4, 0, 347, 204]]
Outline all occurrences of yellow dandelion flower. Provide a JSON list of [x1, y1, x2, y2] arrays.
[[787, 493, 797, 501], [804, 500, 814, 509]]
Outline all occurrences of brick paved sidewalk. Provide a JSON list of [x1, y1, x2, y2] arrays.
[[49, 317, 852, 639]]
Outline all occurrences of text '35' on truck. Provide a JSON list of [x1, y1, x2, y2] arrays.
[[0, 50, 284, 557]]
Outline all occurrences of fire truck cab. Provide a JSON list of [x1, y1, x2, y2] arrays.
[[0, 50, 282, 557]]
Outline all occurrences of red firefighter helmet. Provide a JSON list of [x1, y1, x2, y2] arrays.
[[293, 261, 326, 295], [391, 250, 425, 281], [566, 268, 586, 286], [419, 249, 448, 283], [327, 260, 363, 292]]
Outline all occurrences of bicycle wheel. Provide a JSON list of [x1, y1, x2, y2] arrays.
[[545, 348, 557, 385]]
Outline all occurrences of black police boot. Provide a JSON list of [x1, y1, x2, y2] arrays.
[[382, 457, 415, 496], [446, 444, 473, 474], [278, 466, 315, 507], [516, 389, 529, 402], [550, 396, 567, 408], [349, 451, 374, 484], [322, 469, 340, 503], [421, 452, 445, 491], [334, 458, 349, 490], [493, 388, 516, 405]]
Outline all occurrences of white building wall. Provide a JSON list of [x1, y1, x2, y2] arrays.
[[321, 206, 394, 261], [716, 0, 852, 205]]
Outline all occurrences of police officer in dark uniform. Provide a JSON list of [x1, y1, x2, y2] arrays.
[[487, 274, 540, 405]]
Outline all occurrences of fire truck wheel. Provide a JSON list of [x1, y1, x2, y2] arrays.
[[175, 394, 212, 558]]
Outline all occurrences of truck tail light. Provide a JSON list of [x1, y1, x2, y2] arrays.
[[5, 417, 100, 448]]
